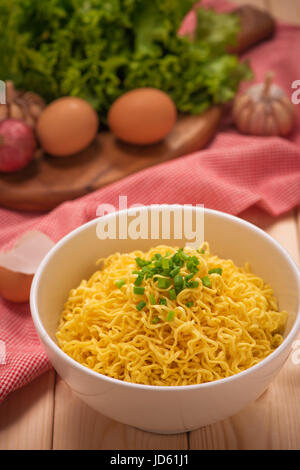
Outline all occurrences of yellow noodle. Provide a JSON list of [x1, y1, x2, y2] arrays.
[[56, 244, 287, 386]]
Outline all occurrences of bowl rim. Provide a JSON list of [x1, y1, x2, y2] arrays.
[[30, 205, 300, 391]]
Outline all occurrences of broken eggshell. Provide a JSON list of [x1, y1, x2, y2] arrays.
[[0, 231, 54, 302]]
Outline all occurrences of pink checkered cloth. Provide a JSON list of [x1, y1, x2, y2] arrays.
[[1, 0, 300, 403]]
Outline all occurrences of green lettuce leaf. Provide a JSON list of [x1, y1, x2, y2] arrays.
[[0, 0, 252, 120]]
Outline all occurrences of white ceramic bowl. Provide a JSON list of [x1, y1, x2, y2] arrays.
[[30, 205, 300, 434]]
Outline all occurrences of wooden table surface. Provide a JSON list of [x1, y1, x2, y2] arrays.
[[1, 0, 300, 450]]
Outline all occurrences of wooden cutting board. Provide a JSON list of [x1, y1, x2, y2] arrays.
[[0, 109, 222, 211], [0, 5, 275, 212]]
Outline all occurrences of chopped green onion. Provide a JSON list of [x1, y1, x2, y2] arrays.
[[186, 260, 197, 272], [115, 279, 125, 289], [174, 274, 184, 294], [171, 252, 184, 267], [141, 264, 154, 273], [145, 269, 155, 279], [154, 253, 162, 260], [208, 268, 223, 275], [149, 293, 156, 305], [136, 301, 146, 311], [152, 316, 160, 324], [162, 258, 170, 270], [185, 301, 193, 308], [169, 289, 176, 300], [135, 257, 151, 268], [170, 266, 180, 278], [157, 277, 171, 289], [134, 275, 143, 286], [181, 252, 190, 261], [159, 298, 167, 306], [134, 286, 145, 295], [167, 310, 175, 321], [189, 281, 199, 288], [201, 276, 211, 288]]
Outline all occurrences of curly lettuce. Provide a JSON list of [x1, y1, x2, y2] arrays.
[[0, 0, 251, 119]]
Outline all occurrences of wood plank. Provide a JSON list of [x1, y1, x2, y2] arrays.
[[190, 209, 300, 449], [241, 207, 300, 266], [231, 0, 300, 26], [0, 370, 55, 450], [52, 377, 188, 450], [267, 0, 300, 25], [231, 0, 268, 9]]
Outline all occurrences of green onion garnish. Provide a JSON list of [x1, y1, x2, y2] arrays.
[[174, 274, 184, 294], [136, 301, 146, 311], [162, 258, 170, 270], [185, 301, 193, 308], [115, 279, 125, 289], [208, 268, 223, 275], [132, 248, 203, 300], [201, 276, 211, 288], [159, 298, 167, 306], [152, 316, 160, 324], [169, 289, 176, 300], [157, 277, 171, 289], [134, 275, 143, 286], [189, 281, 199, 288], [134, 286, 145, 295], [170, 266, 180, 278], [149, 293, 156, 305], [145, 270, 155, 279], [135, 257, 151, 268], [186, 259, 198, 273], [167, 310, 175, 321]]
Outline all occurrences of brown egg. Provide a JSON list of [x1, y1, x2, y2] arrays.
[[108, 88, 177, 145], [37, 97, 99, 156], [0, 231, 54, 303], [0, 267, 33, 303]]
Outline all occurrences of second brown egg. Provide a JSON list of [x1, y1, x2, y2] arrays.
[[108, 88, 177, 145]]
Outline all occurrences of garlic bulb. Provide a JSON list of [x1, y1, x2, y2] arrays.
[[0, 81, 46, 129], [233, 73, 295, 136]]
